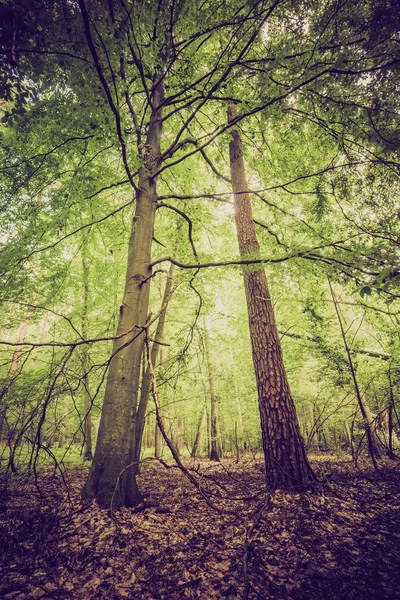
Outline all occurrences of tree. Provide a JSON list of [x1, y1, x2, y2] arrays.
[[132, 264, 174, 472], [228, 106, 316, 489], [203, 320, 221, 462], [81, 233, 93, 462], [81, 44, 164, 508]]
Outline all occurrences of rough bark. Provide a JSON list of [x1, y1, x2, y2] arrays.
[[228, 106, 316, 490], [82, 81, 164, 509], [132, 264, 174, 473]]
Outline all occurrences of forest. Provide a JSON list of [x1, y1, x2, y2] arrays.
[[0, 0, 399, 598]]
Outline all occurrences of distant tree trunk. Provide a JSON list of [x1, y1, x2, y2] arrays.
[[0, 316, 31, 444], [387, 370, 397, 459], [9, 320, 30, 377], [314, 405, 329, 452], [133, 264, 174, 473], [154, 406, 164, 459], [217, 422, 223, 459], [172, 417, 183, 457], [0, 407, 6, 444], [234, 421, 240, 463], [344, 419, 355, 458], [230, 349, 244, 459], [329, 281, 380, 470], [82, 73, 164, 508], [204, 323, 221, 461], [228, 106, 316, 490], [364, 404, 385, 459], [191, 405, 206, 458], [146, 412, 153, 449], [306, 402, 318, 450], [206, 407, 211, 457], [387, 404, 394, 458], [33, 314, 49, 367], [81, 236, 93, 462]]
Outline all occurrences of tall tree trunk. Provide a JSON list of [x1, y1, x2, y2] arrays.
[[81, 235, 93, 461], [204, 322, 221, 461], [132, 264, 174, 472], [82, 80, 164, 508], [228, 106, 315, 490]]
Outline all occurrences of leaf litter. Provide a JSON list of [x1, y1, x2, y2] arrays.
[[1, 456, 400, 599]]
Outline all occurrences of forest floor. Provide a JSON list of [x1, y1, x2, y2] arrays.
[[1, 455, 400, 600]]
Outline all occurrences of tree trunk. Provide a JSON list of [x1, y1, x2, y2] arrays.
[[172, 417, 183, 457], [228, 106, 316, 490], [329, 280, 380, 470], [154, 407, 163, 459], [230, 349, 244, 458], [344, 419, 354, 456], [81, 236, 93, 462], [191, 405, 206, 458], [146, 412, 153, 449], [82, 81, 164, 508], [0, 316, 31, 445], [132, 264, 174, 472], [204, 323, 221, 461], [206, 408, 211, 457], [364, 403, 385, 459], [234, 421, 240, 463], [387, 370, 397, 459]]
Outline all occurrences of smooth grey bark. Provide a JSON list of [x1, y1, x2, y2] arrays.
[[132, 264, 174, 473], [82, 80, 164, 508]]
